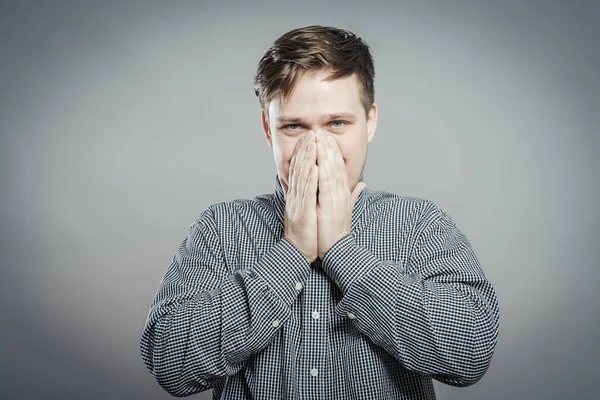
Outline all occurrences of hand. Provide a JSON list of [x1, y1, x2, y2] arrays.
[[283, 131, 319, 263], [316, 133, 366, 260]]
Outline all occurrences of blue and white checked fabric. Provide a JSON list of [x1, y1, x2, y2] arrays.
[[140, 177, 499, 399]]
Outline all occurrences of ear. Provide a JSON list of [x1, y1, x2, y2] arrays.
[[261, 109, 273, 147], [366, 103, 378, 143]]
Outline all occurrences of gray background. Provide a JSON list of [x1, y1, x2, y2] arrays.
[[1, 0, 598, 399]]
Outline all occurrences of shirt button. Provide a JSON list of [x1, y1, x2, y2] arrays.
[[295, 282, 303, 291], [311, 310, 320, 320], [347, 312, 356, 320], [272, 320, 280, 328], [310, 368, 318, 377]]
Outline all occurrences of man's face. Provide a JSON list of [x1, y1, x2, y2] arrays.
[[261, 69, 377, 196]]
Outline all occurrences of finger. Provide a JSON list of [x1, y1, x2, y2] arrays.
[[351, 181, 367, 207], [306, 131, 317, 163], [292, 133, 309, 175], [317, 135, 334, 195], [296, 133, 313, 197], [322, 136, 346, 203], [289, 133, 309, 196], [289, 133, 305, 173], [296, 132, 315, 197], [324, 136, 347, 192], [326, 135, 346, 174], [302, 164, 318, 209]]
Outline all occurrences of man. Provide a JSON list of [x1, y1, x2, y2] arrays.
[[140, 25, 499, 399]]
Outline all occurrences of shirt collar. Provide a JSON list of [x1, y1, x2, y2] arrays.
[[273, 175, 286, 224], [273, 175, 370, 233]]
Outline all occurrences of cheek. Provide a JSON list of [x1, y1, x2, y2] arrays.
[[283, 143, 297, 166], [335, 142, 353, 164], [273, 136, 292, 159], [337, 138, 366, 166], [274, 139, 298, 176]]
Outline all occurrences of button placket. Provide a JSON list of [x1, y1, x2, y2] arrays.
[[301, 268, 329, 392]]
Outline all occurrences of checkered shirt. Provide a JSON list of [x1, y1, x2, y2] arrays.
[[140, 177, 500, 399]]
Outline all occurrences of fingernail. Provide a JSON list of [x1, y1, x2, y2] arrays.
[[316, 130, 325, 139]]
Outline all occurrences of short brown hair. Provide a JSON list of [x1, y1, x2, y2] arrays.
[[254, 25, 375, 117]]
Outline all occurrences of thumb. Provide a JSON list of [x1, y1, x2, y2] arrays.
[[350, 181, 367, 207]]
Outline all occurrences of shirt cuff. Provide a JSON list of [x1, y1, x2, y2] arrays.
[[321, 234, 380, 294], [251, 237, 311, 306]]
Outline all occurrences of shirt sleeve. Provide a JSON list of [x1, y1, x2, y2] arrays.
[[140, 207, 311, 397], [321, 201, 500, 387]]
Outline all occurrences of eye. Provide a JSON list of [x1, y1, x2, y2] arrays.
[[282, 124, 302, 131], [330, 121, 347, 129]]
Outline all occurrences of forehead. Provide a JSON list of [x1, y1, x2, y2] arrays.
[[269, 69, 363, 117]]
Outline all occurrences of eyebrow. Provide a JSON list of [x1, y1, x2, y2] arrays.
[[276, 112, 357, 124]]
